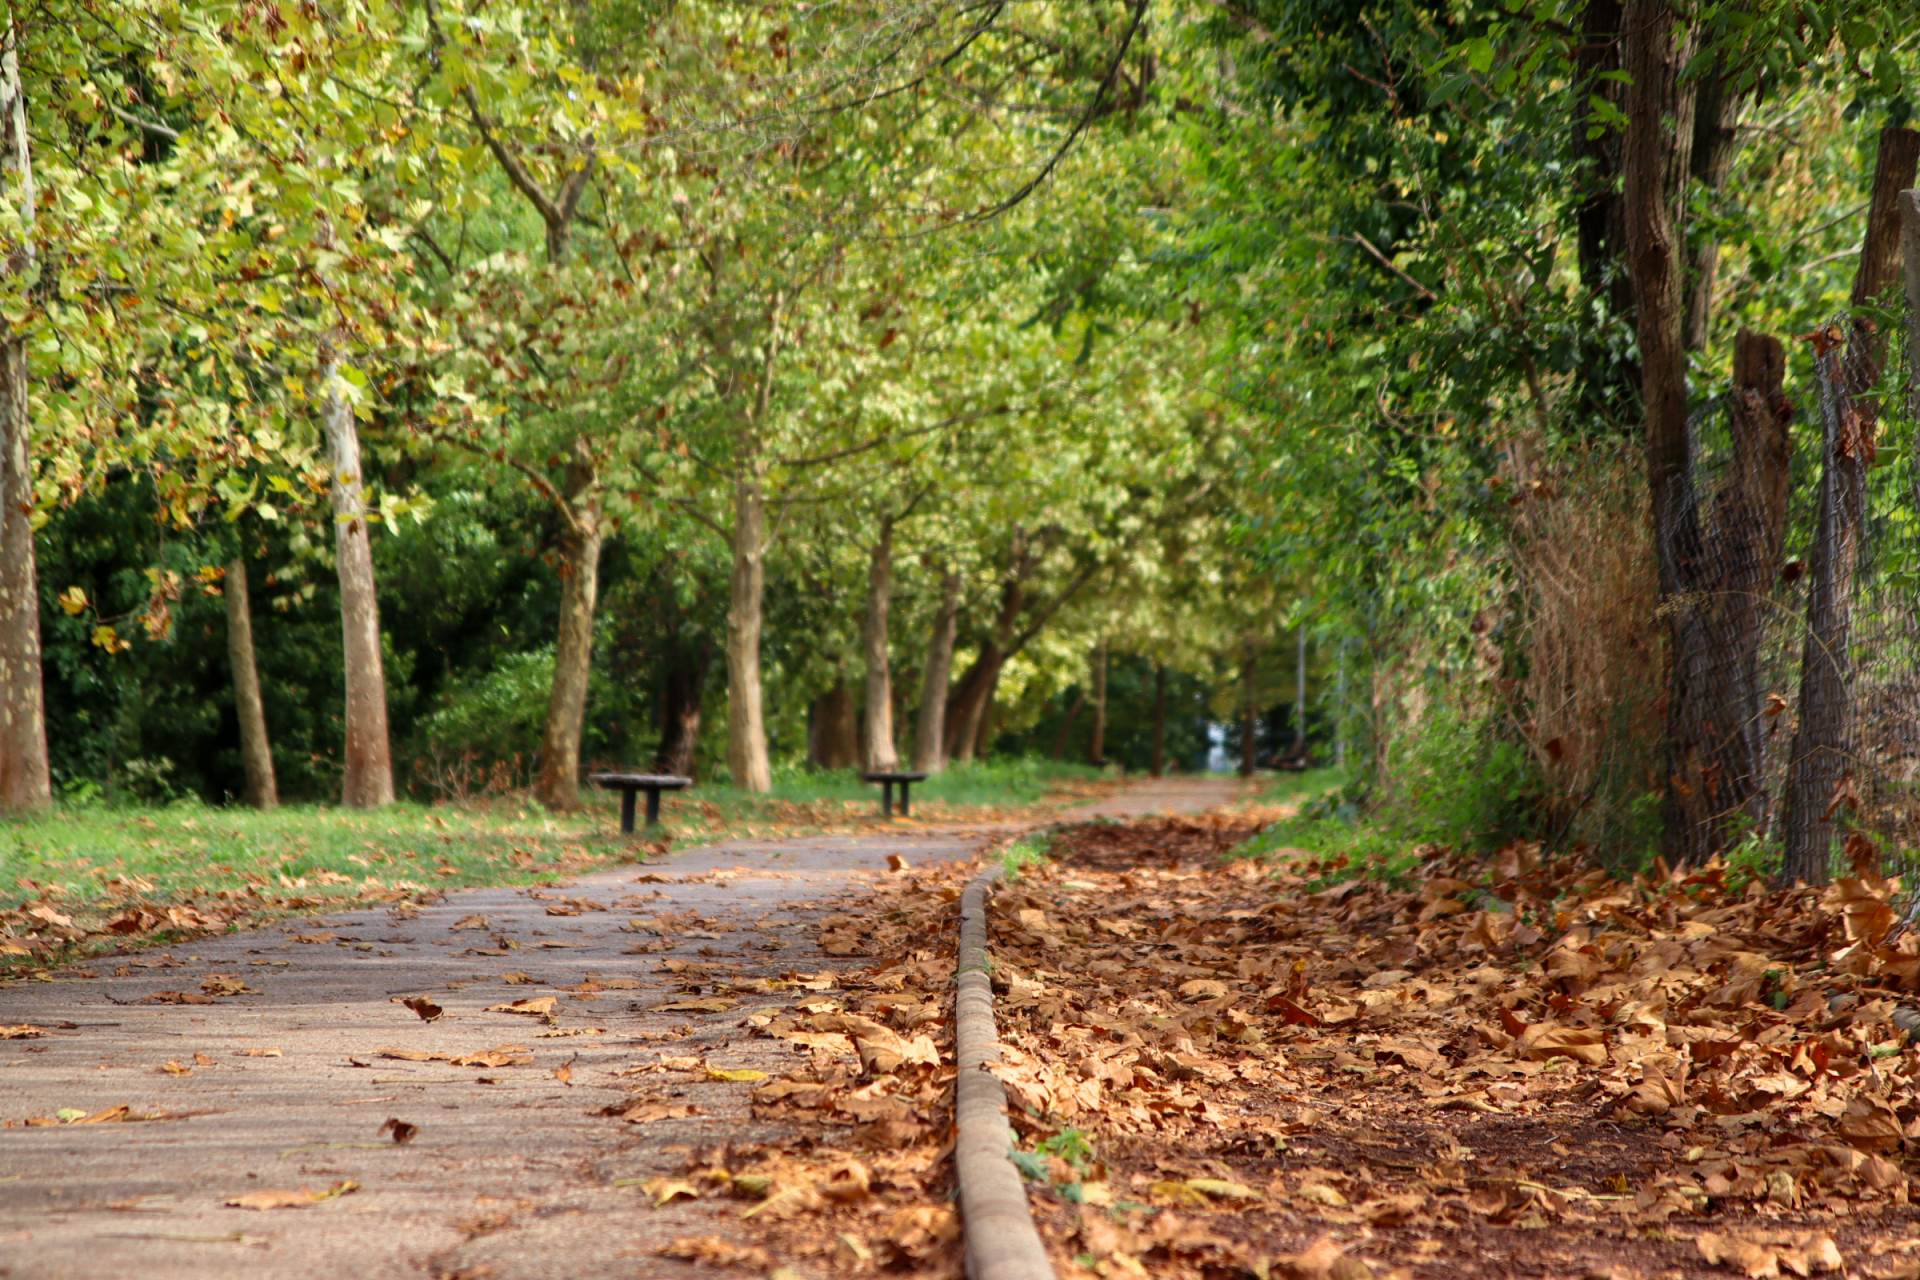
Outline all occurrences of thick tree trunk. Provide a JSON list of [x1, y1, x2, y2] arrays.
[[1151, 664, 1168, 776], [1682, 66, 1747, 353], [1087, 639, 1108, 764], [725, 471, 772, 792], [534, 515, 602, 810], [912, 570, 959, 773], [654, 636, 712, 779], [0, 30, 47, 813], [225, 557, 278, 809], [1239, 639, 1258, 778], [1781, 128, 1920, 884], [322, 337, 395, 809], [861, 521, 897, 771], [808, 679, 859, 770], [1623, 0, 1702, 862]]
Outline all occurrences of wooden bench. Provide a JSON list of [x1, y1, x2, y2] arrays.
[[589, 772, 692, 833], [861, 770, 928, 818]]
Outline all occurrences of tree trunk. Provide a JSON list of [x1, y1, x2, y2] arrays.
[[534, 515, 602, 810], [1239, 639, 1258, 778], [1623, 0, 1701, 862], [973, 674, 999, 759], [1050, 690, 1087, 760], [1087, 639, 1108, 764], [945, 647, 1002, 763], [322, 335, 395, 809], [1292, 627, 1308, 757], [1681, 62, 1747, 353], [808, 679, 859, 769], [861, 521, 897, 771], [912, 570, 960, 773], [0, 29, 47, 813], [1151, 664, 1168, 776], [1781, 127, 1920, 884], [654, 635, 712, 779], [1571, 0, 1636, 428], [725, 471, 772, 792], [225, 556, 278, 809]]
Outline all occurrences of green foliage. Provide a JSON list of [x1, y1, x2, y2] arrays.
[[999, 834, 1053, 882]]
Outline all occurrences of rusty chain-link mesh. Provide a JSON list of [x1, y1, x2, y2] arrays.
[[1660, 304, 1920, 892]]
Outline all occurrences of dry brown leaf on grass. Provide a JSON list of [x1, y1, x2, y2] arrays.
[[225, 1181, 359, 1210]]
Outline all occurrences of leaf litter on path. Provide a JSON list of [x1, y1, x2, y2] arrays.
[[982, 817, 1920, 1279]]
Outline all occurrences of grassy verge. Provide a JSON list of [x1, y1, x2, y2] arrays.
[[0, 757, 1107, 969]]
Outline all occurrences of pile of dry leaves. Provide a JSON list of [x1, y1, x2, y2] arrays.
[[606, 858, 983, 1277], [987, 817, 1920, 1279]]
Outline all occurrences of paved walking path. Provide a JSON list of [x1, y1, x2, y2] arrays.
[[0, 778, 1242, 1279]]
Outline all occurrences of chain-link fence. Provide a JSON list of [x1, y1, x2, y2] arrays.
[[1661, 303, 1920, 888]]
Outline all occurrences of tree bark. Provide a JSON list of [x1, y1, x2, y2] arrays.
[[1239, 638, 1259, 778], [945, 647, 1002, 763], [1570, 0, 1636, 428], [1050, 690, 1087, 760], [860, 520, 897, 771], [225, 556, 278, 809], [534, 514, 602, 810], [0, 28, 47, 813], [1682, 64, 1747, 353], [321, 332, 395, 809], [1151, 663, 1168, 776], [725, 471, 772, 792], [1781, 127, 1920, 884], [1292, 627, 1308, 757], [808, 679, 859, 769], [1623, 0, 1701, 861], [1087, 639, 1108, 764], [911, 569, 960, 773], [654, 633, 713, 779]]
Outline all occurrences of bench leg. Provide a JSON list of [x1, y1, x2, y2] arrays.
[[881, 781, 894, 819], [899, 784, 911, 818], [645, 788, 663, 828], [619, 789, 637, 835]]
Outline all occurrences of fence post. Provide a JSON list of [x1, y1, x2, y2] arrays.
[[1781, 129, 1920, 884]]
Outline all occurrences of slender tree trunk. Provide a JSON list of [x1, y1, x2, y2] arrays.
[[808, 679, 859, 769], [534, 514, 602, 810], [973, 674, 999, 759], [225, 557, 277, 809], [1781, 127, 1920, 884], [1151, 664, 1168, 776], [946, 648, 1002, 763], [1681, 63, 1746, 353], [1293, 628, 1308, 757], [861, 521, 897, 771], [1087, 639, 1108, 764], [1239, 639, 1258, 778], [912, 570, 960, 773], [1334, 645, 1347, 771], [1050, 691, 1086, 760], [654, 633, 712, 779], [0, 29, 47, 813], [321, 334, 394, 809], [725, 471, 772, 792]]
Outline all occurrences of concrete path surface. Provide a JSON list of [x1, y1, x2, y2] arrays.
[[0, 778, 1242, 1279]]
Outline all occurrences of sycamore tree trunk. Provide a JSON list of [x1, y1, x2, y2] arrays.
[[1051, 691, 1087, 760], [1239, 639, 1258, 778], [225, 556, 277, 809], [725, 471, 772, 792], [912, 569, 960, 773], [654, 634, 713, 779], [808, 679, 860, 770], [0, 30, 47, 813], [945, 646, 1003, 764], [1087, 639, 1108, 764], [1293, 627, 1308, 757], [861, 520, 897, 771], [534, 513, 602, 810], [1151, 664, 1168, 776], [321, 336, 395, 809]]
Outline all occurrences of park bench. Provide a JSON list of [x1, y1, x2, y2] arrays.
[[861, 770, 928, 818], [590, 772, 691, 834]]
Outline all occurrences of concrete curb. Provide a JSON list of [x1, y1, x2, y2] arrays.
[[954, 864, 1055, 1280]]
